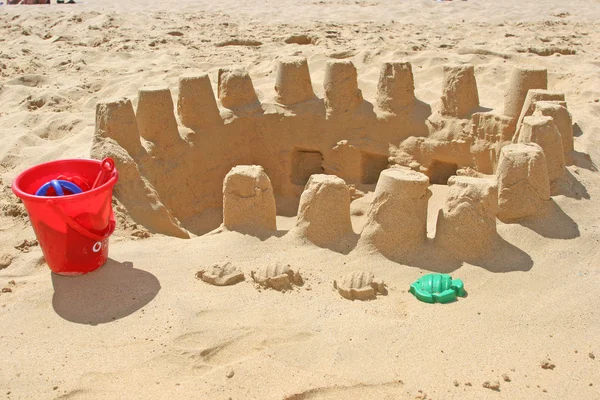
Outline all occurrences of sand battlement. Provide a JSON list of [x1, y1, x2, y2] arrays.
[[92, 61, 573, 246]]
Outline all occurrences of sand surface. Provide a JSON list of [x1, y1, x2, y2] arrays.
[[1, 0, 600, 398]]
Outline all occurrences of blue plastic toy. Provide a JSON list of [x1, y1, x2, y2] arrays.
[[35, 180, 82, 197]]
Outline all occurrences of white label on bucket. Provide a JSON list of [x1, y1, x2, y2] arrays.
[[93, 242, 102, 253]]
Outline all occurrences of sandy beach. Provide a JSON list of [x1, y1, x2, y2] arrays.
[[1, 0, 600, 399]]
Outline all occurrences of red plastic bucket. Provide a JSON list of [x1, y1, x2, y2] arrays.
[[11, 159, 118, 276]]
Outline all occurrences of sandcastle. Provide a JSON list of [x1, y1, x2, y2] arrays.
[[92, 58, 577, 261]]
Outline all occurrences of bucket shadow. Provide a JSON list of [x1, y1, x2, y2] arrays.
[[51, 259, 160, 325]]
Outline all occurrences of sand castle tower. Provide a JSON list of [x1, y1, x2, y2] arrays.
[[515, 89, 565, 135], [439, 65, 479, 118], [95, 98, 142, 156], [293, 175, 353, 249], [497, 143, 550, 221], [323, 60, 363, 118], [274, 57, 315, 106], [136, 87, 180, 145], [177, 74, 222, 130], [218, 68, 260, 110], [376, 61, 415, 113], [222, 165, 276, 234], [360, 168, 431, 257], [518, 115, 565, 185], [435, 176, 498, 258], [533, 102, 573, 159], [503, 67, 547, 119]]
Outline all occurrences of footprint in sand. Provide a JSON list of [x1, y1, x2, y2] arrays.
[[284, 381, 405, 400], [171, 328, 313, 368]]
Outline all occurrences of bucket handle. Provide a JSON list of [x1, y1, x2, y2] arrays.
[[47, 199, 116, 242]]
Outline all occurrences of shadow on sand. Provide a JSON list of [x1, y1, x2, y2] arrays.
[[374, 235, 533, 274], [52, 259, 160, 325], [517, 199, 580, 240]]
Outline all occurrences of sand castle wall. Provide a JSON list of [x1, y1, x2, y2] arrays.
[[91, 61, 573, 237]]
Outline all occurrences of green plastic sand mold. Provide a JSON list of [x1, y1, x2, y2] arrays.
[[409, 273, 466, 304]]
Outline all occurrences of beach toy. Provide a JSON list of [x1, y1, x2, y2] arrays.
[[12, 158, 119, 276], [409, 273, 465, 304], [55, 174, 91, 192], [92, 158, 115, 189], [35, 180, 82, 196]]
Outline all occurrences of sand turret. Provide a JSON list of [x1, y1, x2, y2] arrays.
[[323, 60, 363, 118], [218, 68, 260, 110], [435, 176, 498, 258], [294, 174, 353, 249], [177, 74, 222, 130], [439, 65, 479, 118], [515, 89, 565, 136], [274, 57, 315, 106], [497, 143, 550, 221], [376, 61, 415, 113], [503, 67, 547, 119], [95, 97, 142, 156], [533, 102, 573, 159], [222, 165, 276, 234], [518, 115, 565, 185], [136, 86, 180, 145], [360, 168, 431, 257]]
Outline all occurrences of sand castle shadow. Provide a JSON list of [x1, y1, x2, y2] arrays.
[[517, 199, 580, 239], [553, 169, 590, 200], [376, 236, 533, 274], [459, 237, 534, 273], [181, 207, 223, 236], [409, 98, 432, 136], [51, 259, 160, 325], [297, 233, 360, 255], [573, 123, 583, 138], [571, 150, 597, 172]]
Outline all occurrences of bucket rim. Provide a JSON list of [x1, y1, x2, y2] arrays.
[[11, 158, 119, 203]]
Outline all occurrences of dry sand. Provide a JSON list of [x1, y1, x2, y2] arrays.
[[1, 0, 600, 399]]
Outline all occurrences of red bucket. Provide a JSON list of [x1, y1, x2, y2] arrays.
[[11, 159, 118, 276]]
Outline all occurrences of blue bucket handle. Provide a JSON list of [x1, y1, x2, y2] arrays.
[[35, 180, 82, 197]]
